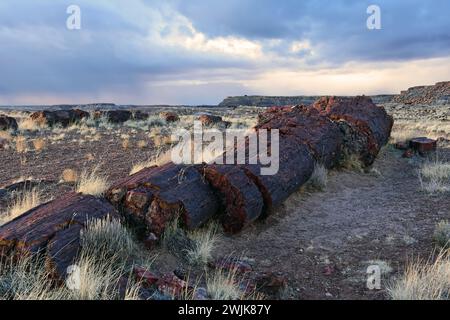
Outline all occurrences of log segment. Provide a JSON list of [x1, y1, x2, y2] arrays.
[[106, 163, 220, 237], [312, 96, 393, 166], [0, 192, 120, 280]]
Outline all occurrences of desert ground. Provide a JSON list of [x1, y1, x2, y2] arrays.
[[0, 84, 449, 300]]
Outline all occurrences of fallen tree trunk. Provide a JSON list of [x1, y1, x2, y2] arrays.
[[202, 165, 264, 233], [312, 96, 394, 166], [256, 105, 343, 169], [242, 141, 314, 215], [106, 163, 220, 238], [0, 192, 120, 280]]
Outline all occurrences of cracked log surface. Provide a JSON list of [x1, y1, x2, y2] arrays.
[[0, 192, 120, 279], [107, 163, 220, 237], [312, 96, 394, 166]]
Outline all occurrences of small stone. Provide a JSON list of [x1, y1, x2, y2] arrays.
[[402, 149, 414, 158], [209, 257, 253, 274], [409, 137, 437, 155], [156, 273, 187, 297], [143, 233, 159, 250], [133, 266, 159, 288]]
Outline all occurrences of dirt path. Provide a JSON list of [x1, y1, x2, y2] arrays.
[[216, 147, 450, 299]]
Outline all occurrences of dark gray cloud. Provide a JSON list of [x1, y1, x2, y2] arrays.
[[172, 0, 450, 62], [0, 0, 448, 104]]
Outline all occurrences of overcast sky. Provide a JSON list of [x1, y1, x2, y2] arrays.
[[0, 0, 449, 105]]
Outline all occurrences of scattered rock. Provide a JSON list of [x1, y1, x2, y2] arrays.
[[197, 113, 230, 128], [105, 110, 132, 124], [156, 273, 187, 297], [394, 141, 409, 150], [160, 111, 179, 123], [0, 138, 9, 150], [0, 115, 18, 131], [30, 109, 89, 127], [133, 111, 149, 121], [402, 149, 415, 158], [209, 257, 253, 274], [133, 266, 159, 288], [323, 265, 335, 276], [250, 272, 288, 297], [409, 137, 437, 155], [143, 233, 159, 250]]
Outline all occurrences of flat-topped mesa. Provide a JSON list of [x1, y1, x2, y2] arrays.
[[0, 192, 120, 281], [106, 163, 220, 238], [312, 96, 393, 166], [392, 81, 450, 105]]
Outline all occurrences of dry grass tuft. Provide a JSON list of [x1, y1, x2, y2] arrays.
[[186, 223, 220, 266], [129, 150, 172, 175], [137, 140, 148, 149], [75, 166, 109, 197], [81, 216, 138, 263], [340, 153, 364, 171], [61, 169, 79, 184], [306, 163, 328, 191], [206, 267, 246, 300], [153, 135, 173, 147], [388, 250, 450, 300], [433, 221, 450, 249], [0, 188, 43, 226], [18, 118, 45, 132], [122, 138, 130, 150], [0, 131, 13, 141], [15, 136, 28, 153], [0, 254, 62, 300], [32, 138, 46, 152], [419, 160, 450, 193], [85, 153, 95, 161]]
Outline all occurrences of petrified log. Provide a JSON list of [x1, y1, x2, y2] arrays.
[[0, 192, 120, 280], [30, 109, 89, 127], [312, 96, 393, 166], [0, 115, 18, 131], [105, 110, 132, 123], [409, 137, 437, 155], [256, 105, 343, 168], [106, 163, 220, 237], [133, 110, 149, 121], [243, 141, 314, 214], [203, 165, 264, 233], [160, 111, 179, 123]]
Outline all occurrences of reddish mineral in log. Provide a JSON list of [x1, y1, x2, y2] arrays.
[[107, 163, 219, 237], [203, 165, 264, 233], [256, 105, 343, 169], [0, 192, 120, 280], [312, 96, 393, 166], [409, 137, 437, 155], [106, 165, 159, 206]]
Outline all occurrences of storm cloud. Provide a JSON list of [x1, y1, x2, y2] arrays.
[[0, 0, 449, 104]]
